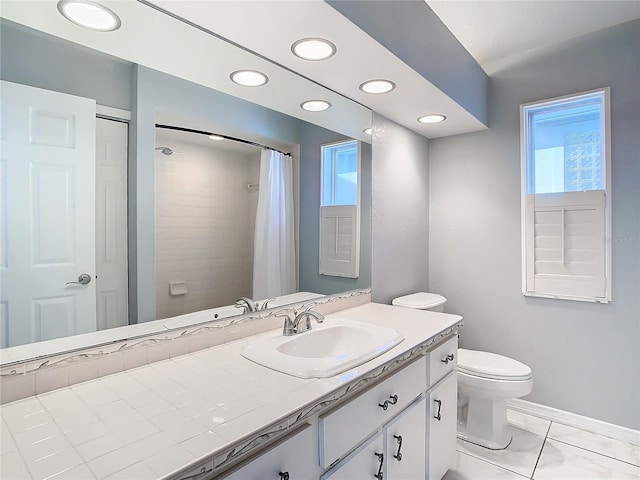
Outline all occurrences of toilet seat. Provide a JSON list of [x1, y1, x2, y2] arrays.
[[458, 348, 532, 381]]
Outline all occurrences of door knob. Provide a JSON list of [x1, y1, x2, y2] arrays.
[[66, 274, 92, 285]]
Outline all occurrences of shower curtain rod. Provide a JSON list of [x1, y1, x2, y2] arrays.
[[155, 124, 291, 156]]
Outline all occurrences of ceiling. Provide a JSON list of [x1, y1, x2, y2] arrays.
[[427, 1, 640, 70]]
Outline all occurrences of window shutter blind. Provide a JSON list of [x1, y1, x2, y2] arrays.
[[525, 190, 606, 299], [319, 205, 359, 278]]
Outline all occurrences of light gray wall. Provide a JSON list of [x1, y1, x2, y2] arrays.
[[327, 1, 487, 125], [428, 21, 640, 429], [0, 20, 132, 110], [298, 123, 372, 294], [371, 113, 430, 304]]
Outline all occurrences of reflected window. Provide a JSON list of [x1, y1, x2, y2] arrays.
[[321, 140, 358, 206]]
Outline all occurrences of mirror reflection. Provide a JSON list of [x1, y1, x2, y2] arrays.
[[0, 19, 372, 358]]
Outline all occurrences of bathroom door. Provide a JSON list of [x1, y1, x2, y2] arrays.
[[0, 81, 97, 347]]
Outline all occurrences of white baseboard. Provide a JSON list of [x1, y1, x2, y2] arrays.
[[507, 399, 640, 446]]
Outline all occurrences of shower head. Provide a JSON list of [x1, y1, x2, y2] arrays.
[[155, 146, 174, 156]]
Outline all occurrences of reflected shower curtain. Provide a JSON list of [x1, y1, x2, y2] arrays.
[[253, 149, 296, 300]]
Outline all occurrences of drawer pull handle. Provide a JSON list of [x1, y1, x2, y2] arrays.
[[378, 394, 399, 410], [374, 452, 384, 480], [393, 434, 403, 461], [441, 353, 455, 364], [434, 399, 442, 421], [279, 472, 289, 480]]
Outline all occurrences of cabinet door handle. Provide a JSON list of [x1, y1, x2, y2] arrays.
[[378, 394, 398, 410], [393, 434, 403, 462], [434, 399, 442, 421], [278, 472, 289, 480], [374, 452, 384, 480], [441, 353, 455, 364]]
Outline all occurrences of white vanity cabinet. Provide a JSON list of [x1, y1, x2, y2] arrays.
[[427, 372, 457, 480], [322, 395, 426, 480], [425, 335, 458, 480], [384, 396, 427, 479], [220, 424, 316, 480]]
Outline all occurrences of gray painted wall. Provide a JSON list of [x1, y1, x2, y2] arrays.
[[0, 20, 132, 110], [327, 1, 487, 125], [428, 21, 640, 429], [298, 123, 372, 294], [371, 113, 430, 304]]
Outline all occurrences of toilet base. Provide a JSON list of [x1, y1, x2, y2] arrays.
[[457, 397, 512, 450]]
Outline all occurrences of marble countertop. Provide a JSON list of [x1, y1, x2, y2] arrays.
[[0, 302, 462, 480]]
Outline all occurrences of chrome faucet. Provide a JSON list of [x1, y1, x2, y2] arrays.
[[280, 307, 324, 336], [234, 297, 257, 314], [235, 297, 275, 314]]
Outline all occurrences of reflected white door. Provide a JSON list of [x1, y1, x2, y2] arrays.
[[95, 117, 128, 331], [0, 81, 97, 348]]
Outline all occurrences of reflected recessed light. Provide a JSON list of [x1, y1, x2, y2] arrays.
[[291, 38, 337, 61], [57, 0, 121, 32], [363, 128, 373, 135], [230, 70, 269, 87], [359, 79, 396, 94], [208, 134, 224, 141], [418, 114, 447, 124], [300, 100, 332, 112]]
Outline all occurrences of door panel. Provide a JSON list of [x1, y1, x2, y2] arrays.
[[0, 80, 96, 347], [95, 118, 128, 331]]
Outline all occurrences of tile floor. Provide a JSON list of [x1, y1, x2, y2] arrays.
[[444, 410, 640, 480]]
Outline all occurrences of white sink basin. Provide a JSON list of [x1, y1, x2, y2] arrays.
[[240, 319, 404, 378]]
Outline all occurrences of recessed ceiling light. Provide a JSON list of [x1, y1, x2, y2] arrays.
[[208, 134, 224, 141], [300, 100, 332, 112], [230, 70, 269, 87], [291, 38, 337, 61], [418, 114, 447, 124], [57, 0, 121, 32], [359, 79, 396, 94], [363, 128, 373, 135]]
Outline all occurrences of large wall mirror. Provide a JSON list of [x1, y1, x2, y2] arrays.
[[0, 2, 372, 364]]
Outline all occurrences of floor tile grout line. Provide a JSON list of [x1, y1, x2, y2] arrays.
[[544, 436, 640, 469], [529, 419, 552, 479], [456, 449, 530, 479]]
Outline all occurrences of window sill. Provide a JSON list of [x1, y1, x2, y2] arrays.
[[523, 292, 610, 304]]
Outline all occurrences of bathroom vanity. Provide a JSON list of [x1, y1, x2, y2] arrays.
[[0, 303, 462, 480]]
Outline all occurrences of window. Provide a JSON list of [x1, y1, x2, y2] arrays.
[[521, 88, 611, 302], [321, 140, 358, 206], [319, 140, 360, 278]]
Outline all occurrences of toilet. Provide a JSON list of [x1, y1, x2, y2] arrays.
[[392, 292, 533, 450]]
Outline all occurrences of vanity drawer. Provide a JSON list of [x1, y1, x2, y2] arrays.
[[428, 335, 458, 386], [319, 355, 427, 468], [220, 424, 315, 480]]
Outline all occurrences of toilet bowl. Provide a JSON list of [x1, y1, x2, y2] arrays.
[[392, 292, 534, 450]]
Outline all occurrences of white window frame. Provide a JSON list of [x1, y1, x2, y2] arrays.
[[520, 87, 611, 303], [319, 140, 361, 278]]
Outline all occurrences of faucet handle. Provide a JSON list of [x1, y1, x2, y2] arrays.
[[259, 298, 275, 310]]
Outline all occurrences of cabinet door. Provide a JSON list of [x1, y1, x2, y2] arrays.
[[322, 432, 384, 480], [427, 372, 457, 480], [384, 396, 427, 480]]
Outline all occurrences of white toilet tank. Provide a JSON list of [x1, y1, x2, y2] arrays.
[[392, 292, 447, 312]]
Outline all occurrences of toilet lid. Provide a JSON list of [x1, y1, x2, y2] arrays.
[[457, 349, 532, 381], [392, 292, 447, 309]]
